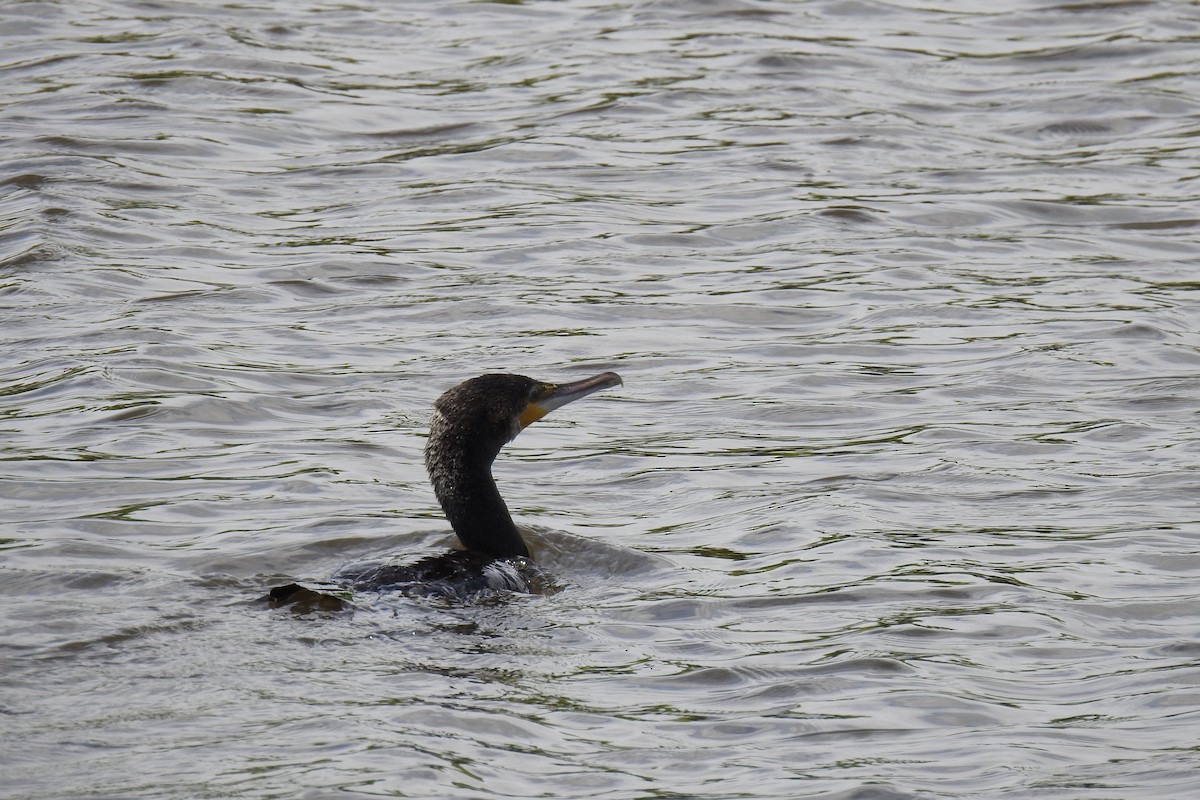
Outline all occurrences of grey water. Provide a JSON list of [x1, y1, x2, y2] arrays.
[[3, 0, 1200, 798]]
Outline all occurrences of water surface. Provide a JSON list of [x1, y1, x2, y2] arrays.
[[3, 1, 1200, 798]]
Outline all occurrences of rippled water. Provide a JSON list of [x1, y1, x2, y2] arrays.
[[4, 0, 1200, 797]]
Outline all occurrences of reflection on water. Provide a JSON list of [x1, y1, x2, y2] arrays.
[[3, 0, 1200, 798]]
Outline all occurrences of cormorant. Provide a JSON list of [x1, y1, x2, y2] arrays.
[[266, 371, 622, 607]]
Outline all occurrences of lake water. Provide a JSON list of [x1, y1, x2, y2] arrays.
[[3, 1, 1200, 798]]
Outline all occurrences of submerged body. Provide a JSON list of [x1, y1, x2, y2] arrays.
[[267, 371, 621, 606], [342, 551, 548, 596]]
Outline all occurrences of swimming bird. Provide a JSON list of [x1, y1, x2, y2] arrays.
[[266, 371, 622, 606]]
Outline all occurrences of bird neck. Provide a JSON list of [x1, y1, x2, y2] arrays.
[[437, 461, 529, 559], [425, 416, 530, 560]]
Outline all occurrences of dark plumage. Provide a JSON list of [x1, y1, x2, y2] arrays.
[[265, 371, 622, 607]]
